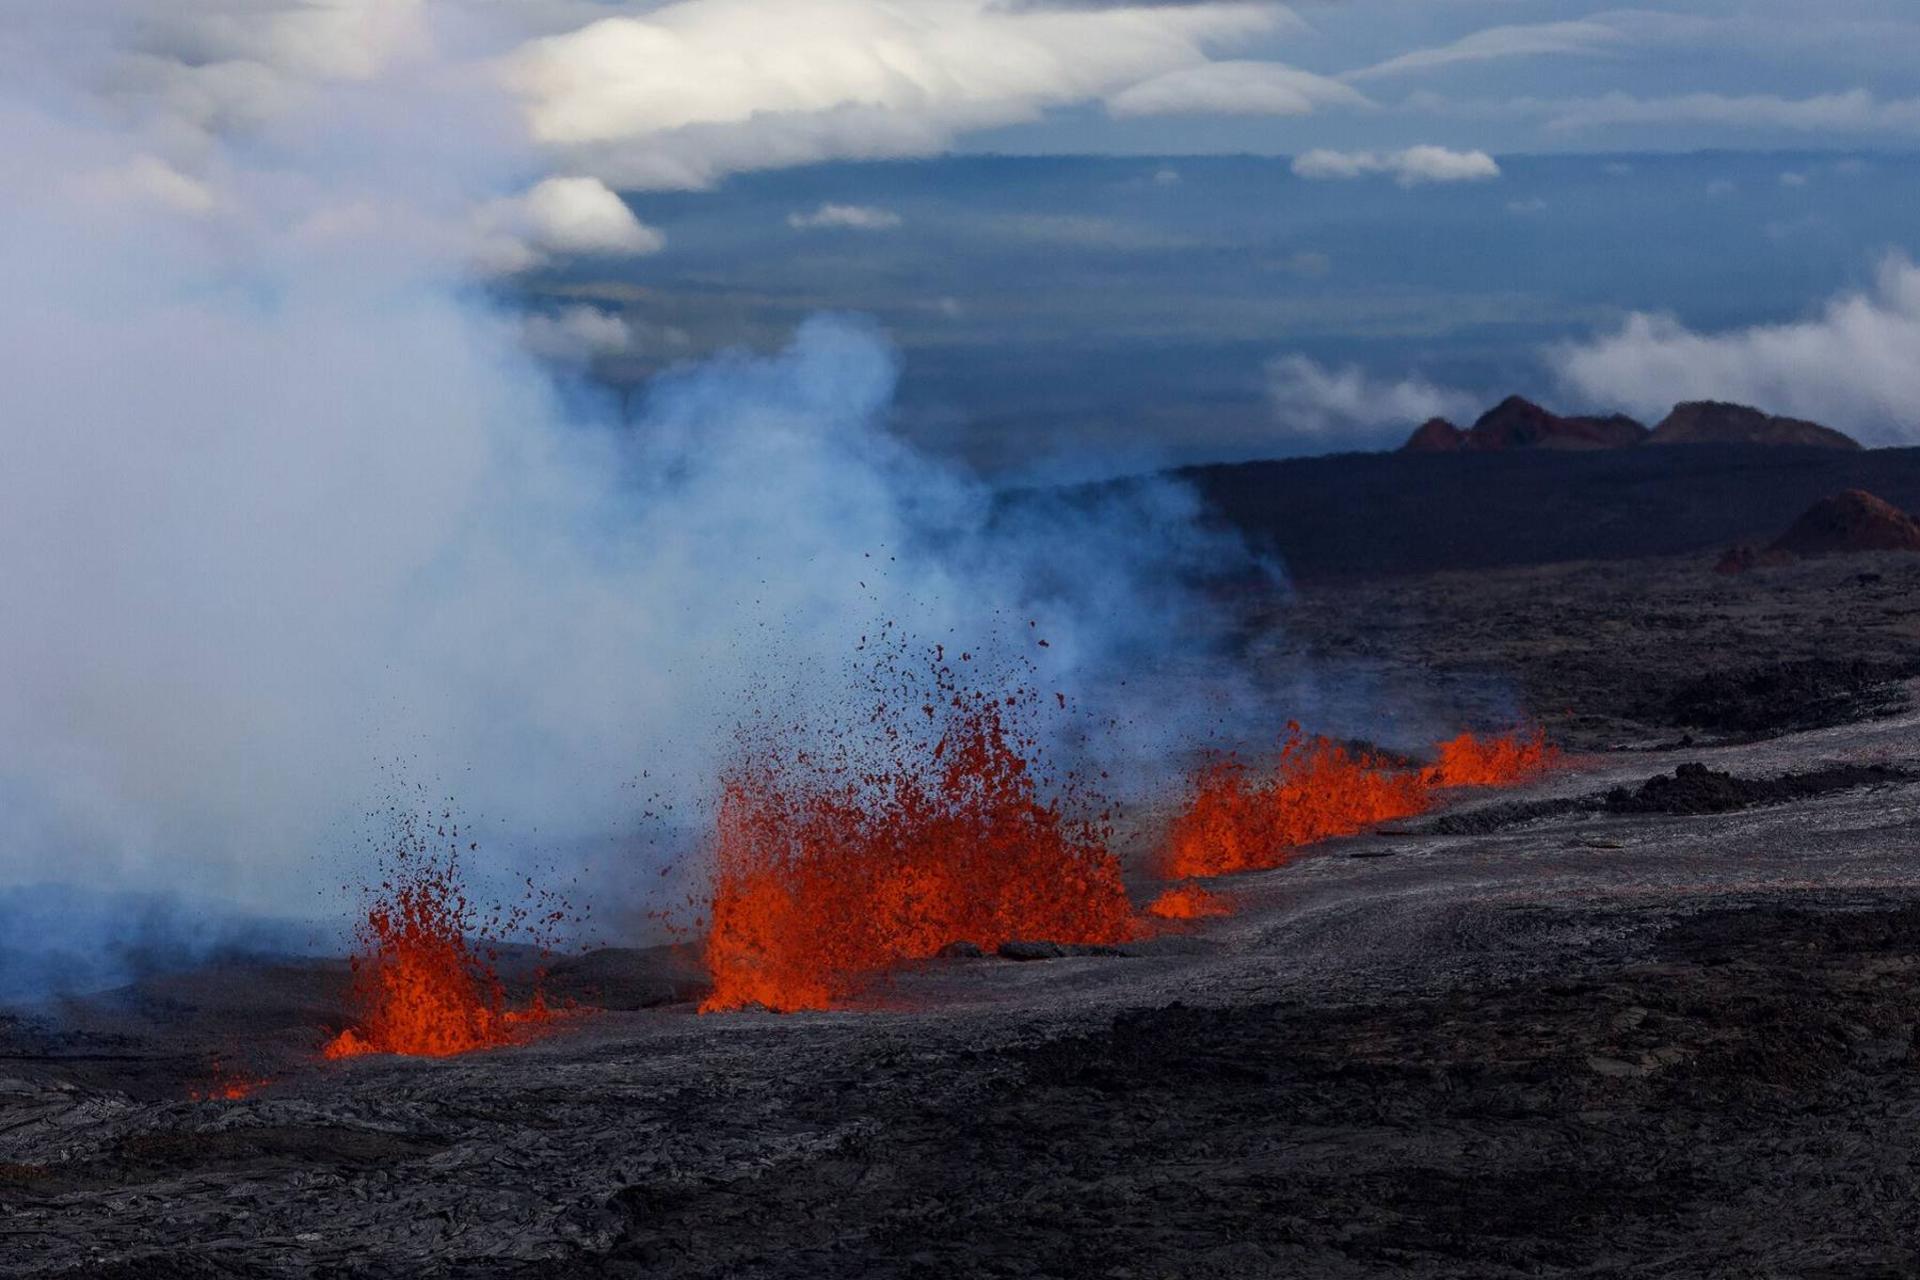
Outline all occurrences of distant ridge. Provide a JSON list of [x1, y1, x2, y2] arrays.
[[1650, 401, 1862, 451], [1399, 396, 1860, 454], [1465, 396, 1648, 451]]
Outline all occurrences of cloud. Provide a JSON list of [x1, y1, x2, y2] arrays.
[[1106, 60, 1370, 118], [1266, 355, 1478, 438], [505, 0, 1280, 188], [1506, 196, 1547, 215], [101, 0, 433, 146], [1292, 145, 1499, 187], [475, 176, 667, 272], [787, 202, 903, 231], [1346, 19, 1622, 82], [1550, 255, 1920, 445], [520, 176, 665, 254]]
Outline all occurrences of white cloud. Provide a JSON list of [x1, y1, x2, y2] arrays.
[[787, 202, 903, 231], [1779, 171, 1809, 188], [475, 176, 667, 271], [1292, 145, 1499, 187], [1266, 355, 1478, 437], [505, 0, 1280, 188], [1550, 255, 1920, 445], [1106, 60, 1369, 118], [106, 0, 432, 145], [1507, 196, 1547, 215], [522, 176, 665, 254], [1346, 20, 1622, 82]]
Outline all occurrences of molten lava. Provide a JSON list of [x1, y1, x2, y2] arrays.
[[702, 647, 1138, 1013], [323, 834, 553, 1060], [1163, 728, 1431, 880], [1426, 730, 1557, 788], [1145, 884, 1234, 921], [1163, 725, 1553, 879], [188, 1059, 269, 1101]]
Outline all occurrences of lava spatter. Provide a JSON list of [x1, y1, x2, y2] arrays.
[[323, 812, 562, 1059], [701, 638, 1138, 1013], [1425, 730, 1557, 788], [1164, 725, 1555, 879]]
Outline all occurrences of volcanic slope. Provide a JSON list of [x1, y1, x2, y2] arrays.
[[4, 703, 1920, 1278]]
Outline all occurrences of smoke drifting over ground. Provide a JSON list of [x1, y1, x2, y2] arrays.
[[0, 4, 1271, 970]]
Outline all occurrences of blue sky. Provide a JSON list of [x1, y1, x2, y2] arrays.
[[442, 0, 1920, 471]]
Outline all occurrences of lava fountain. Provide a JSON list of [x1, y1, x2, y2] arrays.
[[1164, 725, 1554, 879], [1425, 730, 1557, 788], [323, 816, 556, 1059], [701, 642, 1138, 1012]]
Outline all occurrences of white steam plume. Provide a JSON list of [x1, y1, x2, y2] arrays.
[[1551, 254, 1920, 443], [0, 2, 1269, 950]]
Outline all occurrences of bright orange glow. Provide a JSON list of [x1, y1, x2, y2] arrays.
[[1425, 730, 1557, 788], [701, 650, 1138, 1013], [322, 850, 551, 1060], [1163, 725, 1553, 879], [1145, 884, 1233, 920]]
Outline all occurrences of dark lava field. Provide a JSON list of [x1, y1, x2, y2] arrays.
[[5, 547, 1920, 1278]]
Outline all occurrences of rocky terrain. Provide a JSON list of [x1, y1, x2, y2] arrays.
[[1263, 548, 1920, 750], [5, 552, 1920, 1278]]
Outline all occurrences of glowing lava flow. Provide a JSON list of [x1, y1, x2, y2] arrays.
[[1145, 884, 1234, 921], [323, 835, 552, 1060], [1426, 730, 1557, 788], [701, 649, 1138, 1013], [1163, 725, 1554, 880]]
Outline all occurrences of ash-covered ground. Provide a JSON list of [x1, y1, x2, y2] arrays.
[[6, 552, 1920, 1279]]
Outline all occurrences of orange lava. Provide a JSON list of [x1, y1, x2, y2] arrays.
[[323, 839, 552, 1060], [701, 648, 1138, 1013], [1163, 725, 1553, 879], [189, 1059, 269, 1101], [1426, 730, 1557, 788], [1145, 884, 1234, 920]]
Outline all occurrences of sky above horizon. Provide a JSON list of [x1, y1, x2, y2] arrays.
[[1, 0, 1915, 476], [967, 0, 1920, 159]]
